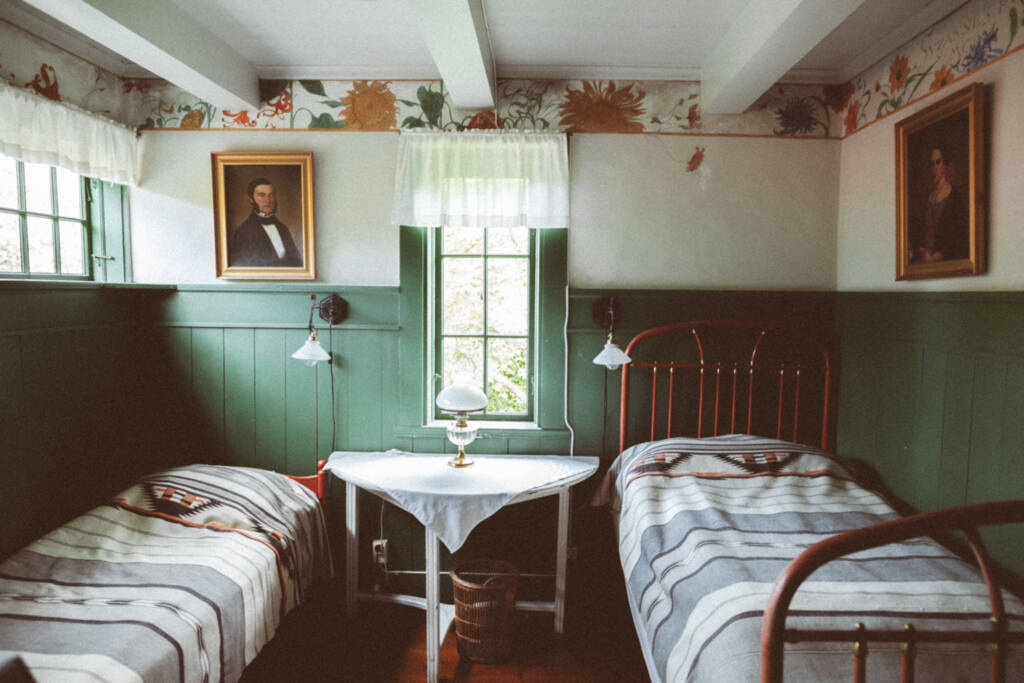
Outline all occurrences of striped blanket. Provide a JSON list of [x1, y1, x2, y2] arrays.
[[0, 464, 331, 683], [609, 434, 1024, 683]]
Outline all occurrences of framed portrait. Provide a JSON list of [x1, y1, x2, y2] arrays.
[[212, 151, 315, 279], [895, 83, 985, 280]]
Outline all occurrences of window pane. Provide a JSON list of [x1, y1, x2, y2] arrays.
[[486, 227, 529, 254], [442, 257, 483, 334], [0, 156, 17, 210], [0, 213, 21, 272], [27, 216, 55, 273], [56, 168, 82, 218], [24, 163, 52, 214], [487, 338, 528, 414], [442, 226, 483, 255], [442, 337, 484, 390], [487, 258, 529, 334], [59, 220, 85, 274]]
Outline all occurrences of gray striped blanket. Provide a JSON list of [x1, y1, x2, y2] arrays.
[[609, 434, 1024, 683], [0, 464, 332, 683]]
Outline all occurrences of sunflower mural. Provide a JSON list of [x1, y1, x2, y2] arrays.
[[558, 80, 646, 133], [340, 80, 398, 131]]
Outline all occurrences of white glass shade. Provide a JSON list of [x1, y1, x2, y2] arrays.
[[436, 384, 488, 413], [291, 333, 331, 366], [593, 342, 632, 370]]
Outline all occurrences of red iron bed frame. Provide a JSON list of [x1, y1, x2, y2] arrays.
[[616, 319, 1024, 683]]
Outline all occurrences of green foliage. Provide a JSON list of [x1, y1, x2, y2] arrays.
[[299, 80, 326, 97], [487, 344, 527, 414], [308, 113, 344, 129]]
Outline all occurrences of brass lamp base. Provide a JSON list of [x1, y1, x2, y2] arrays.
[[448, 447, 474, 468]]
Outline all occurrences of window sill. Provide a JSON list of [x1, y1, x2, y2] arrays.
[[393, 422, 569, 439]]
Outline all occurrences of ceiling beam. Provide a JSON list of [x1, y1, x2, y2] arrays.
[[701, 0, 867, 115], [406, 0, 495, 110], [22, 0, 259, 110]]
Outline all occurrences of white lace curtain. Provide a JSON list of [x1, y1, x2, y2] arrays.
[[391, 130, 569, 229], [0, 82, 138, 186]]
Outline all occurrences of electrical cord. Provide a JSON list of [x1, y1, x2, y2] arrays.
[[563, 284, 576, 456]]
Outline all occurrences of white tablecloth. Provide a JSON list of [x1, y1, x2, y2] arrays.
[[325, 451, 597, 551]]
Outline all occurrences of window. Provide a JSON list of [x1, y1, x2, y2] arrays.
[[0, 153, 89, 278], [433, 226, 534, 420]]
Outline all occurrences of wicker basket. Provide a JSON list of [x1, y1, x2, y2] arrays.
[[450, 559, 518, 662]]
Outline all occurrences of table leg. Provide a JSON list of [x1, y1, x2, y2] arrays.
[[555, 487, 570, 633], [345, 482, 359, 617], [425, 529, 441, 683]]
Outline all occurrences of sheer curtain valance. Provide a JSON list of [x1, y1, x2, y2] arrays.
[[0, 82, 138, 186], [392, 130, 569, 229]]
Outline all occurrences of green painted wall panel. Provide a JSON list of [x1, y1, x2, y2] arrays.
[[285, 328, 317, 475], [937, 355, 974, 506], [192, 328, 225, 462], [224, 328, 256, 465], [837, 292, 1024, 577], [254, 329, 288, 472]]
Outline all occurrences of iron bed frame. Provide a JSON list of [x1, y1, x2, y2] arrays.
[[617, 319, 1024, 683]]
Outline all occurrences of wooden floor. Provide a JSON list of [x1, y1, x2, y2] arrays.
[[242, 513, 648, 682]]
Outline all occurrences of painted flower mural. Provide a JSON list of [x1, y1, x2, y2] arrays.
[[888, 55, 910, 93], [179, 109, 205, 129], [26, 64, 59, 101], [467, 110, 502, 129], [773, 96, 822, 135], [929, 65, 955, 92], [686, 147, 705, 172], [558, 80, 646, 133], [823, 82, 854, 113], [340, 80, 397, 130], [959, 28, 1002, 72], [844, 100, 861, 136]]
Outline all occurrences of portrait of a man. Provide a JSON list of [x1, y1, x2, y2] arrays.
[[212, 151, 315, 279], [230, 177, 302, 267]]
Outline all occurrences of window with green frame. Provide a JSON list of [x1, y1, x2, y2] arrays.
[[1, 153, 88, 277], [432, 226, 535, 421], [0, 152, 129, 282]]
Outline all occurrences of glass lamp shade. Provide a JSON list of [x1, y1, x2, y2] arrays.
[[435, 384, 488, 413], [291, 332, 331, 366], [436, 384, 487, 467], [593, 341, 632, 370]]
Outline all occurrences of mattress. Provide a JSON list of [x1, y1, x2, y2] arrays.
[[608, 434, 1024, 683], [0, 464, 332, 683]]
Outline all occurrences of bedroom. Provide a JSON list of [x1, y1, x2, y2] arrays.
[[1, 0, 1023, 681]]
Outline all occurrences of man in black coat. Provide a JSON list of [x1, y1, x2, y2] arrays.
[[229, 177, 302, 267]]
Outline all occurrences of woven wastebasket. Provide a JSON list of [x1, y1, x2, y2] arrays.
[[450, 559, 518, 662]]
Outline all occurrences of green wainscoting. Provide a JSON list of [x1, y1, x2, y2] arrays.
[[0, 282, 174, 559], [837, 292, 1024, 576]]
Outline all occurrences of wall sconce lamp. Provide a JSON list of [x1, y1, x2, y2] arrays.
[[435, 383, 488, 468], [292, 293, 348, 366], [591, 296, 631, 370]]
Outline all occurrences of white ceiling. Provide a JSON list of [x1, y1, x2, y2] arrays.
[[1, 0, 965, 112]]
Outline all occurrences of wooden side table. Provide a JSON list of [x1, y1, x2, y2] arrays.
[[325, 452, 598, 683]]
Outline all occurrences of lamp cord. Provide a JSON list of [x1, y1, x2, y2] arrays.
[[563, 284, 575, 457], [601, 369, 609, 460], [329, 325, 337, 452]]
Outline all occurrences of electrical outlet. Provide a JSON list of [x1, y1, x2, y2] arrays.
[[372, 539, 389, 566]]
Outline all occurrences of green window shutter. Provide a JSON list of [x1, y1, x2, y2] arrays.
[[88, 180, 131, 283]]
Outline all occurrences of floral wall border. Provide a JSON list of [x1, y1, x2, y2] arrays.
[[2, 0, 1021, 141]]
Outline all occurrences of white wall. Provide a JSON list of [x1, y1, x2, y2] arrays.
[[836, 49, 1024, 291], [569, 134, 840, 289], [132, 131, 400, 285], [131, 130, 842, 289]]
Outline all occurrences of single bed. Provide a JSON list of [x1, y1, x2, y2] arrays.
[[0, 463, 331, 683], [605, 320, 1024, 683]]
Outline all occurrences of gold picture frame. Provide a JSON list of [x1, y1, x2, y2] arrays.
[[212, 151, 315, 279], [895, 83, 985, 280]]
